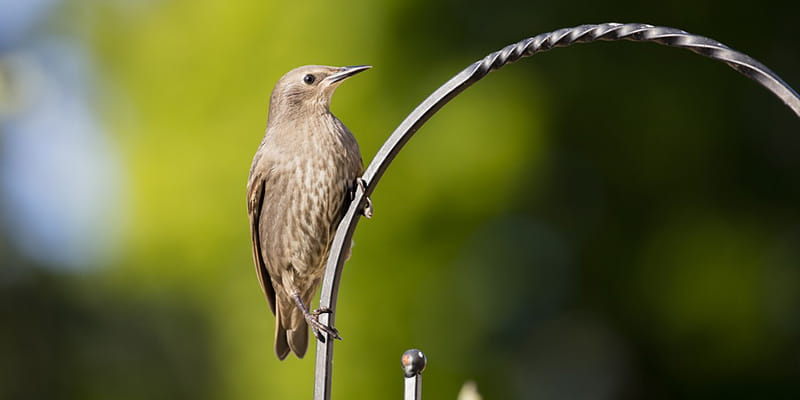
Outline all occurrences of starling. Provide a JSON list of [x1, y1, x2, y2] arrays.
[[247, 65, 372, 360]]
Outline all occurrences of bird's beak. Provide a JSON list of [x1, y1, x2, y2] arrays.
[[325, 65, 372, 84]]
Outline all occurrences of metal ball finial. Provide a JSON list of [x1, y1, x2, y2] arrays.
[[401, 349, 427, 377]]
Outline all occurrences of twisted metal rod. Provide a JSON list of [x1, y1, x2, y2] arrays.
[[313, 22, 800, 400]]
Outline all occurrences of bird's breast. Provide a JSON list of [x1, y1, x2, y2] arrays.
[[264, 118, 361, 279]]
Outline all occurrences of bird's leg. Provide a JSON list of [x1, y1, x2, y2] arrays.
[[291, 293, 342, 343], [355, 177, 373, 218]]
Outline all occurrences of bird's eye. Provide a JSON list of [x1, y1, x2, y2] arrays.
[[303, 74, 316, 85]]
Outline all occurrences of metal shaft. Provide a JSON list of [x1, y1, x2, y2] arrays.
[[312, 22, 800, 400], [404, 374, 422, 400]]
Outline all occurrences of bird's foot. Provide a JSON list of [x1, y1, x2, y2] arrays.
[[292, 294, 342, 343], [356, 177, 373, 218], [305, 312, 342, 343]]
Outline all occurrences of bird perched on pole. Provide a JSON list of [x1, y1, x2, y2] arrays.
[[247, 65, 372, 360]]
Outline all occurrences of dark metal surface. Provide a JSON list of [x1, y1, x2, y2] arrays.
[[401, 349, 427, 378], [404, 373, 423, 400], [313, 22, 800, 400], [402, 349, 426, 400]]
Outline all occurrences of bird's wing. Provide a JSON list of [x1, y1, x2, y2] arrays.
[[247, 169, 277, 315]]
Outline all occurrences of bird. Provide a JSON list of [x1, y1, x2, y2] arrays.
[[247, 65, 372, 360]]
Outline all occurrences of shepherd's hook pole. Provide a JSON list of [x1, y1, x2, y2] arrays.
[[312, 22, 800, 400]]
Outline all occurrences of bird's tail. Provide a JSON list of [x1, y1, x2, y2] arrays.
[[274, 317, 290, 360], [274, 296, 309, 360], [286, 318, 309, 358]]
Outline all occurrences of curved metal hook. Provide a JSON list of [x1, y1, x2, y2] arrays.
[[313, 22, 800, 400]]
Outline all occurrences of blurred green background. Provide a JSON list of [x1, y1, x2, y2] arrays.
[[1, 0, 799, 399]]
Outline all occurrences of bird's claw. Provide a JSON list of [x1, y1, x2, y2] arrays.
[[306, 312, 342, 343], [312, 307, 333, 316], [356, 178, 373, 218], [293, 294, 343, 343]]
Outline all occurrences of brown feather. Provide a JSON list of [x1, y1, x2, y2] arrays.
[[247, 65, 367, 360]]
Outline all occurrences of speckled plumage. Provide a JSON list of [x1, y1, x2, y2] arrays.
[[247, 65, 367, 360]]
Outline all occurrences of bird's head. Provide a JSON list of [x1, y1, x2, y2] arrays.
[[268, 65, 371, 121]]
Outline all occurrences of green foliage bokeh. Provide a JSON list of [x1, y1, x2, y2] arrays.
[[1, 0, 799, 399]]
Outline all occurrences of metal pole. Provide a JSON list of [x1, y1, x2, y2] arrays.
[[402, 349, 427, 400], [404, 375, 421, 400], [312, 22, 800, 400]]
